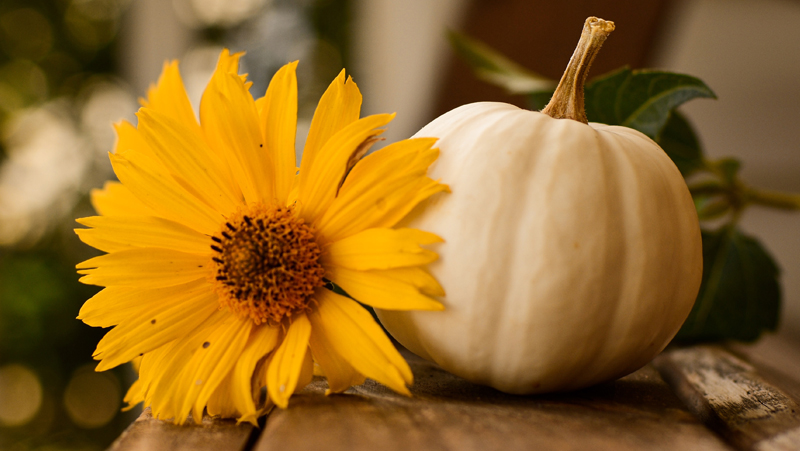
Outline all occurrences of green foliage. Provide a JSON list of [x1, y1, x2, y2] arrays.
[[676, 227, 780, 342], [582, 67, 716, 140], [447, 30, 556, 95], [657, 112, 706, 177], [0, 246, 136, 450]]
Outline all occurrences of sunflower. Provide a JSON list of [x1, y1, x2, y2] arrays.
[[75, 50, 448, 425]]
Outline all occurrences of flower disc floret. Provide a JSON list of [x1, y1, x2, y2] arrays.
[[211, 204, 325, 325]]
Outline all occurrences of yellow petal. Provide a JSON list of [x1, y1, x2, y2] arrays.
[[153, 314, 251, 424], [136, 108, 242, 213], [110, 152, 224, 235], [267, 314, 311, 408], [201, 51, 274, 204], [75, 215, 211, 254], [140, 310, 228, 422], [309, 328, 365, 394], [206, 373, 239, 419], [214, 49, 243, 74], [300, 70, 362, 179], [322, 228, 441, 270], [257, 61, 298, 204], [293, 347, 314, 394], [93, 284, 220, 371], [316, 138, 448, 241], [183, 316, 253, 424], [79, 279, 211, 328], [90, 181, 155, 217], [122, 378, 143, 411], [296, 114, 394, 223], [113, 120, 157, 159], [76, 248, 209, 288], [326, 266, 444, 311], [307, 288, 412, 395], [230, 324, 281, 424], [140, 60, 201, 135]]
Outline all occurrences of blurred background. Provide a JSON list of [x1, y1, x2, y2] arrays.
[[0, 0, 798, 449]]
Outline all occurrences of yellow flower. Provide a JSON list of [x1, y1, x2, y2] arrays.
[[75, 50, 447, 425]]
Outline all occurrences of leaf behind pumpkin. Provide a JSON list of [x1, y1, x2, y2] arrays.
[[658, 112, 706, 177], [675, 226, 780, 343], [447, 30, 556, 95], [584, 67, 716, 140]]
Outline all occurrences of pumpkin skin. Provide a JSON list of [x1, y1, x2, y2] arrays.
[[376, 102, 703, 394]]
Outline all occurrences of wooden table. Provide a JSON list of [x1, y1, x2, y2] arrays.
[[109, 334, 800, 451]]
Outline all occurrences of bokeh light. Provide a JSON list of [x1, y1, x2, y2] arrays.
[[0, 8, 53, 61], [63, 365, 121, 429], [180, 45, 225, 110], [0, 364, 43, 427], [0, 0, 350, 447], [78, 79, 137, 161], [173, 0, 272, 28], [0, 103, 88, 246]]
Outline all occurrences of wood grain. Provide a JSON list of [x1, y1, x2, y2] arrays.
[[655, 344, 800, 451], [254, 350, 730, 451], [108, 408, 255, 451], [109, 339, 800, 451]]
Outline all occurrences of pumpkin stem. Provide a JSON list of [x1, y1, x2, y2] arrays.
[[542, 17, 615, 124]]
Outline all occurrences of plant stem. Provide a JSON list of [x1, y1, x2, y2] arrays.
[[745, 187, 800, 210], [542, 17, 615, 123]]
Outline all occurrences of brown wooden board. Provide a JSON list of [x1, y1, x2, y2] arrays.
[[654, 343, 800, 451], [108, 408, 255, 451], [254, 350, 730, 451], [110, 339, 800, 451]]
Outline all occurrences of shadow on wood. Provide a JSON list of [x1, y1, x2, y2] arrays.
[[109, 338, 800, 451], [254, 350, 729, 451]]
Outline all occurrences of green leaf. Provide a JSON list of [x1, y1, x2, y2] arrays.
[[715, 158, 742, 184], [657, 112, 706, 177], [447, 30, 556, 95], [695, 198, 732, 221], [675, 227, 780, 343], [584, 67, 716, 140], [527, 91, 554, 111]]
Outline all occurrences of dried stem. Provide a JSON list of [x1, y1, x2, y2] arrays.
[[542, 17, 615, 123]]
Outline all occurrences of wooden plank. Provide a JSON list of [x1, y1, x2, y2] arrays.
[[654, 345, 800, 451], [727, 334, 800, 404], [108, 408, 255, 451], [255, 350, 730, 451]]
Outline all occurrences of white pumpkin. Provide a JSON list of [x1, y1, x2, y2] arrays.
[[376, 17, 703, 394]]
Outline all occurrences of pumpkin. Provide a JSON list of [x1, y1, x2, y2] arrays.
[[376, 17, 703, 394]]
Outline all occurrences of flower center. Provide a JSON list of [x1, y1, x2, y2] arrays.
[[210, 204, 325, 325]]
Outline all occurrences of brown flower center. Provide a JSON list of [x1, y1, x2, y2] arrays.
[[210, 204, 325, 325]]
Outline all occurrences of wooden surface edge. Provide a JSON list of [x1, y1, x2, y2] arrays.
[[654, 343, 800, 451], [252, 351, 730, 451], [107, 408, 255, 451], [106, 338, 800, 451]]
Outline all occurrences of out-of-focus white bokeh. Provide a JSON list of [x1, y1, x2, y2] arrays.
[[0, 80, 134, 246], [0, 364, 43, 427]]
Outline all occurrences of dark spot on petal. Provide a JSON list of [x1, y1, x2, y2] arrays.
[[151, 319, 156, 324], [203, 342, 210, 349]]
